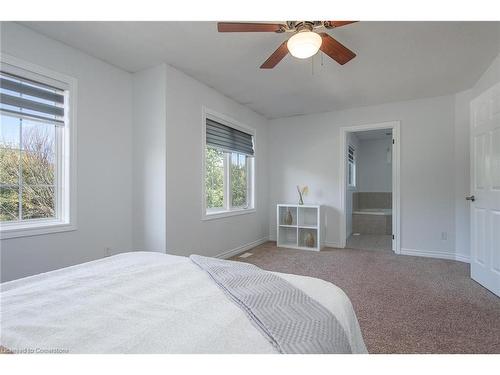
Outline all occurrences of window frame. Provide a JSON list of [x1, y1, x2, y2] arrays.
[[0, 54, 77, 239], [202, 107, 256, 221]]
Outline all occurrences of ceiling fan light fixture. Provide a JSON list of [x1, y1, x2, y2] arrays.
[[287, 31, 322, 59]]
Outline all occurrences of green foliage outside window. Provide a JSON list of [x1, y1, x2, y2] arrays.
[[231, 153, 247, 207], [0, 124, 55, 222], [205, 147, 224, 209], [205, 147, 250, 210]]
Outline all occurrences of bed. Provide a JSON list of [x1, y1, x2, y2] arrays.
[[0, 252, 367, 354]]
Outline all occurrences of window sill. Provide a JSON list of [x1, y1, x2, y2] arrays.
[[0, 220, 77, 239], [202, 208, 256, 221]]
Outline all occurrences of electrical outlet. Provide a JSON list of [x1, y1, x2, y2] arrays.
[[441, 232, 447, 241], [104, 247, 113, 257]]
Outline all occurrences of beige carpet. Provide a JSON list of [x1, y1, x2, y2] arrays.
[[231, 242, 500, 354]]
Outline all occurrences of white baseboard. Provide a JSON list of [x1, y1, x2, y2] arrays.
[[400, 248, 470, 263], [215, 237, 270, 259]]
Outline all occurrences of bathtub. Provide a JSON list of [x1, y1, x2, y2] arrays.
[[352, 209, 392, 234], [352, 208, 392, 216]]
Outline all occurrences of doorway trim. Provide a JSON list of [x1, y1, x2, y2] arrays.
[[339, 121, 401, 254]]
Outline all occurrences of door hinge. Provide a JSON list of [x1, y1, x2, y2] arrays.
[[392, 139, 395, 144], [392, 234, 395, 240]]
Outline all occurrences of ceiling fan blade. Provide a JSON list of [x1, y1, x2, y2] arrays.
[[260, 41, 289, 69], [217, 22, 284, 33], [324, 21, 358, 29], [318, 33, 356, 65]]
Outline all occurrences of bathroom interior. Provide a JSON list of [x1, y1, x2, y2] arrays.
[[346, 128, 393, 251]]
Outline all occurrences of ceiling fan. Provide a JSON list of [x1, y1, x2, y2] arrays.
[[217, 21, 358, 69]]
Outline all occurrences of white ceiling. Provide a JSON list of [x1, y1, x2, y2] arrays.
[[20, 21, 500, 119]]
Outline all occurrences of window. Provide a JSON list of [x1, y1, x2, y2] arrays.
[[347, 144, 356, 188], [204, 111, 255, 219], [0, 56, 76, 238]]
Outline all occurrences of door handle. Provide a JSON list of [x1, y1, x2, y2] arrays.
[[466, 195, 475, 202]]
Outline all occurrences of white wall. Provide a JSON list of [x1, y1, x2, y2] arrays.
[[268, 95, 456, 258], [357, 138, 393, 192], [0, 23, 134, 282], [1, 25, 497, 281], [268, 51, 500, 261], [0, 25, 270, 281], [473, 52, 500, 94], [132, 65, 167, 252], [345, 133, 359, 236], [453, 89, 474, 261], [129, 64, 270, 258], [163, 65, 269, 258]]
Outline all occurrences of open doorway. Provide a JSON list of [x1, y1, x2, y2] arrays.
[[340, 121, 400, 253]]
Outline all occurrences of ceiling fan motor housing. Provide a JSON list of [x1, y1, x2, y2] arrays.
[[284, 21, 325, 33]]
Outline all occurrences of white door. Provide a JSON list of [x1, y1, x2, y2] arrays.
[[470, 81, 500, 297]]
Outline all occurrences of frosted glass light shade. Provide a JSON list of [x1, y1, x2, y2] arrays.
[[287, 31, 322, 59]]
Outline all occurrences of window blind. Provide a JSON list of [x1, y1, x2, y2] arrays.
[[0, 71, 65, 126], [206, 118, 254, 156], [348, 145, 355, 162]]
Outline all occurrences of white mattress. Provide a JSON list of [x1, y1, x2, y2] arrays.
[[0, 252, 367, 354]]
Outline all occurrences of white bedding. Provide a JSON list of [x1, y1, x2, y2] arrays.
[[0, 252, 367, 354]]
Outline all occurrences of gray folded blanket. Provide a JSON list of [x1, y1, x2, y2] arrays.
[[190, 255, 352, 354]]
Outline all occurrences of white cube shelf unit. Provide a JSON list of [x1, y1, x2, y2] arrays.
[[277, 204, 323, 251]]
